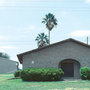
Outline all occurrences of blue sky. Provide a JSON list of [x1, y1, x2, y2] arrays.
[[0, 0, 90, 65]]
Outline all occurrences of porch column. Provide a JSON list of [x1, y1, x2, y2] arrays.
[[74, 62, 80, 79]]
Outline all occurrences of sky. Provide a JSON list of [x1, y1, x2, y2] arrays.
[[0, 0, 90, 67]]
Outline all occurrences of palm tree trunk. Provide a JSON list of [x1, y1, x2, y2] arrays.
[[48, 30, 50, 44]]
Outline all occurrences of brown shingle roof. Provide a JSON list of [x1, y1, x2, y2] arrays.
[[17, 38, 90, 64]]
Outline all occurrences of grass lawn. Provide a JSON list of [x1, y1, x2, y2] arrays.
[[0, 74, 90, 90]]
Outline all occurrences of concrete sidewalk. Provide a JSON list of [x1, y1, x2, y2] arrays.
[[61, 77, 81, 81]]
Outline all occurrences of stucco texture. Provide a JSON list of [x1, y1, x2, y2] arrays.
[[0, 57, 17, 74], [23, 41, 90, 68]]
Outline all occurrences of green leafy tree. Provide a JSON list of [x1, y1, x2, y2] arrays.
[[42, 13, 58, 44], [0, 52, 10, 59], [35, 33, 49, 48]]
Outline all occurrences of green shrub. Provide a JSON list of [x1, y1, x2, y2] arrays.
[[80, 67, 90, 80], [20, 68, 64, 81], [14, 70, 22, 77]]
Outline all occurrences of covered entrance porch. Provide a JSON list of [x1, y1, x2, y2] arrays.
[[59, 59, 80, 79]]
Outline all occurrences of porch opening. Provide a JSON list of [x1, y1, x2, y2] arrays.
[[59, 59, 80, 78]]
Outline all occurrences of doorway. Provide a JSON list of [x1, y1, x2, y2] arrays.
[[60, 59, 80, 78], [61, 62, 74, 77]]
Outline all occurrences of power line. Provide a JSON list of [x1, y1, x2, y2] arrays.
[[0, 6, 89, 8], [0, 0, 83, 3], [0, 6, 89, 9], [0, 6, 90, 11]]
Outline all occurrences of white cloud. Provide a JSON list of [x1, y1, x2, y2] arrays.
[[0, 49, 5, 52], [0, 46, 16, 49], [70, 30, 90, 37], [85, 0, 90, 3], [0, 36, 5, 40], [0, 0, 5, 5]]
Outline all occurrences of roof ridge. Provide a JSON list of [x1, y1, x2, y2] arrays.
[[17, 38, 90, 64]]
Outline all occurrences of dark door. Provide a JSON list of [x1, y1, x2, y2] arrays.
[[61, 63, 74, 77]]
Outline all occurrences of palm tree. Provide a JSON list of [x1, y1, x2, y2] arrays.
[[35, 33, 49, 48], [42, 13, 58, 44]]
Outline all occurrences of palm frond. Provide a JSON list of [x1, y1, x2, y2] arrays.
[[35, 33, 49, 48], [42, 21, 45, 23], [42, 13, 58, 31]]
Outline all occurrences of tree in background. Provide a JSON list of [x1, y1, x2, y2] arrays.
[[42, 13, 58, 44], [0, 52, 10, 59], [35, 33, 49, 48]]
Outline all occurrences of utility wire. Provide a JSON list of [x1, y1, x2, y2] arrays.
[[0, 0, 83, 2]]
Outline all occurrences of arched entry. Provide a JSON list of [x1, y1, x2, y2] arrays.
[[59, 59, 80, 78]]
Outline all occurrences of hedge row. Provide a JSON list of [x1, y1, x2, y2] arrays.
[[19, 68, 64, 81], [80, 67, 90, 80], [14, 70, 22, 77], [14, 66, 90, 81]]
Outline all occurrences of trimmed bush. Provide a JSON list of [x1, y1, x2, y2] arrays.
[[20, 68, 64, 81], [80, 67, 90, 80], [14, 70, 22, 77]]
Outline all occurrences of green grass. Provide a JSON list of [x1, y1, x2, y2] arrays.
[[0, 74, 90, 90]]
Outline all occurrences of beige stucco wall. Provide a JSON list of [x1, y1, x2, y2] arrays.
[[0, 57, 17, 74], [23, 41, 90, 69]]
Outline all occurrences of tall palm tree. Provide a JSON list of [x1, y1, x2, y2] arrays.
[[35, 33, 49, 48], [42, 13, 58, 44]]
